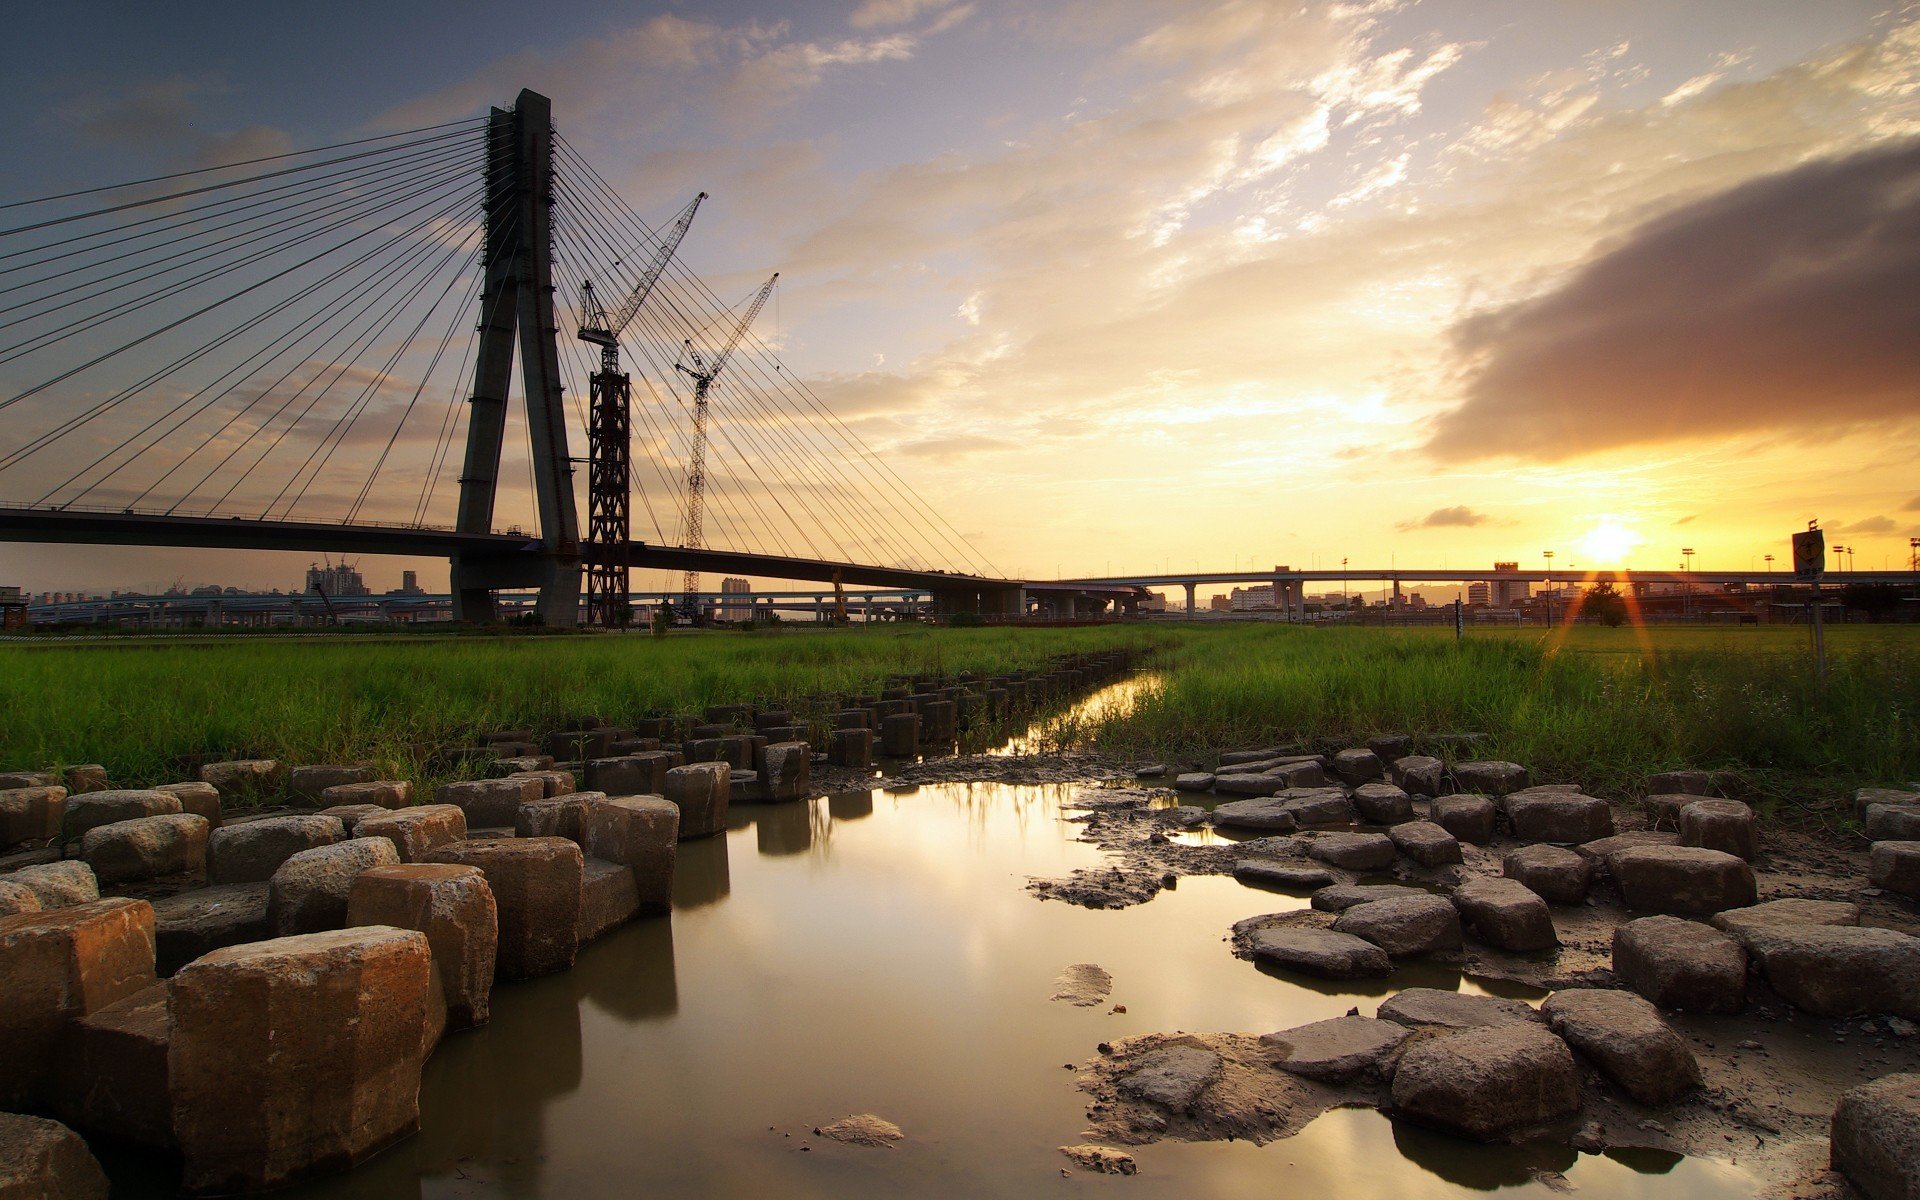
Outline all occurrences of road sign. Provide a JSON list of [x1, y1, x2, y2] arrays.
[[1793, 528, 1825, 582]]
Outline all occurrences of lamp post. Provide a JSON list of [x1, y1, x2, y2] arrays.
[[1909, 537, 1919, 573], [1681, 548, 1694, 619], [1764, 553, 1774, 573], [1341, 557, 1349, 613], [1542, 550, 1555, 626]]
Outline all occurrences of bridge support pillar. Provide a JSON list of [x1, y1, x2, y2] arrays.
[[1184, 581, 1196, 615]]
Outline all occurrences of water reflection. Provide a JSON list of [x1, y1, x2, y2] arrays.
[[991, 671, 1163, 755], [673, 835, 731, 908]]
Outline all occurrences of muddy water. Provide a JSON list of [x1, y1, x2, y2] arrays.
[[254, 774, 1754, 1199]]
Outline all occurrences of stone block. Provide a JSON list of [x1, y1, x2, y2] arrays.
[[1505, 792, 1613, 844], [60, 789, 182, 849], [686, 735, 754, 769], [1330, 748, 1384, 786], [154, 781, 222, 827], [196, 758, 283, 801], [1646, 769, 1714, 797], [1245, 925, 1391, 978], [1643, 792, 1701, 831], [1453, 760, 1529, 796], [1174, 772, 1215, 792], [348, 864, 497, 1029], [51, 981, 172, 1149], [354, 804, 466, 862], [1503, 844, 1592, 905], [168, 928, 432, 1193], [1711, 898, 1860, 943], [1542, 988, 1700, 1105], [287, 764, 377, 805], [1452, 877, 1557, 951], [208, 813, 345, 884], [762, 741, 810, 803], [506, 770, 575, 799], [316, 803, 388, 833], [1866, 803, 1920, 842], [1831, 1073, 1920, 1200], [1307, 831, 1395, 871], [879, 713, 920, 756], [1390, 1024, 1580, 1140], [515, 791, 594, 841], [830, 727, 874, 769], [434, 775, 543, 829], [1870, 841, 1920, 899], [269, 838, 402, 936], [1376, 988, 1541, 1030], [0, 1114, 108, 1200], [151, 882, 271, 975], [665, 763, 730, 839], [423, 838, 583, 981], [578, 858, 642, 943], [1331, 895, 1462, 957], [82, 812, 209, 884], [1261, 1015, 1410, 1082], [1680, 798, 1758, 861], [0, 898, 157, 1110], [1353, 782, 1415, 825], [1612, 845, 1757, 916], [0, 880, 40, 917], [1388, 820, 1461, 866], [1856, 788, 1920, 820], [1212, 797, 1298, 833], [0, 770, 57, 789], [1390, 755, 1443, 797], [5, 860, 99, 909], [1612, 915, 1746, 1013], [1432, 794, 1496, 844], [586, 753, 668, 797], [1366, 734, 1414, 764], [61, 765, 109, 794], [1744, 925, 1920, 1018], [1, 784, 67, 847], [319, 780, 413, 809], [582, 795, 678, 914]]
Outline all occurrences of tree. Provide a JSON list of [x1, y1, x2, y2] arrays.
[[1585, 582, 1628, 628]]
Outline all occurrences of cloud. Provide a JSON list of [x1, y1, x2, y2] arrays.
[[1904, 495, 1920, 511], [1427, 137, 1920, 461], [54, 75, 291, 172], [1397, 505, 1495, 531], [849, 0, 958, 30], [1831, 515, 1898, 535]]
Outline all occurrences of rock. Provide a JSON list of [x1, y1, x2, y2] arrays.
[[1390, 1024, 1580, 1140], [1646, 769, 1714, 797], [1541, 988, 1701, 1105], [1049, 962, 1113, 1007], [761, 741, 811, 803], [62, 765, 109, 794], [268, 838, 402, 936], [818, 1113, 904, 1147], [0, 898, 156, 1110], [4, 861, 100, 909], [287, 764, 376, 804], [349, 863, 498, 1030], [1680, 798, 1758, 861], [60, 789, 182, 849], [435, 776, 544, 829], [0, 770, 57, 789], [197, 758, 283, 801], [577, 857, 642, 944], [1870, 841, 1920, 899], [1643, 793, 1704, 831], [1367, 734, 1414, 764], [1174, 772, 1215, 792], [0, 1114, 108, 1200], [1865, 803, 1920, 842], [319, 780, 413, 809], [153, 781, 222, 827], [1332, 895, 1463, 957], [317, 803, 390, 833], [1, 785, 66, 847], [1376, 988, 1541, 1030], [1578, 830, 1681, 871], [1453, 761, 1530, 797], [1308, 831, 1396, 871], [151, 883, 271, 975], [48, 982, 172, 1150], [1611, 845, 1757, 915], [1712, 898, 1860, 944], [1353, 782, 1416, 825], [585, 754, 668, 798], [515, 793, 591, 841], [168, 927, 432, 1193], [354, 804, 466, 862], [1215, 772, 1289, 797], [1611, 916, 1746, 1014], [1432, 794, 1497, 844], [1282, 788, 1357, 825], [1136, 764, 1168, 779], [1311, 883, 1432, 912], [1506, 792, 1614, 844], [1389, 820, 1461, 866], [665, 763, 731, 839], [1452, 878, 1557, 952], [1213, 797, 1299, 832], [424, 837, 582, 981], [829, 727, 874, 769], [728, 771, 762, 804], [1060, 1144, 1136, 1175], [208, 814, 346, 884], [507, 769, 578, 800], [1856, 788, 1920, 820], [1331, 748, 1385, 786], [1831, 1072, 1920, 1200], [1234, 861, 1336, 891], [1117, 1043, 1222, 1110], [1392, 755, 1444, 797], [81, 812, 209, 884], [1742, 925, 1920, 1018], [582, 795, 679, 915], [1261, 1015, 1411, 1081], [1166, 805, 1210, 827], [1503, 844, 1593, 905], [0, 880, 40, 917], [1247, 925, 1393, 978]]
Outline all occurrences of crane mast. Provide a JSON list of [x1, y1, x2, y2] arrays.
[[577, 193, 704, 627], [676, 272, 777, 614]]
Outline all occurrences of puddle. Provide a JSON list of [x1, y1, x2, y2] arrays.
[[990, 671, 1163, 755]]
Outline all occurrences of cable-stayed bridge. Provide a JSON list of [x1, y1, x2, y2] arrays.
[[0, 89, 1121, 623]]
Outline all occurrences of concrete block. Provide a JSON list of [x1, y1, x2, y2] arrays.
[[354, 804, 465, 862], [435, 776, 543, 828], [578, 858, 642, 943], [5, 860, 99, 909], [0, 770, 57, 789], [505, 769, 575, 798], [1680, 798, 1758, 861], [268, 838, 402, 936], [316, 803, 389, 833], [208, 814, 346, 884], [586, 753, 668, 797], [81, 813, 209, 884], [830, 727, 874, 769], [60, 789, 182, 850], [60, 765, 108, 795], [151, 882, 271, 975], [348, 863, 497, 1029], [51, 981, 172, 1149], [761, 741, 810, 803], [582, 796, 678, 915], [665, 763, 730, 839], [153, 781, 222, 828], [196, 758, 283, 801], [0, 879, 40, 917], [0, 1114, 108, 1200], [880, 713, 920, 757], [515, 791, 595, 841], [423, 838, 582, 981], [0, 898, 157, 1110], [1, 784, 68, 847], [319, 780, 413, 809]]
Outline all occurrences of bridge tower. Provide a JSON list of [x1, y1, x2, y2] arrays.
[[450, 90, 581, 625]]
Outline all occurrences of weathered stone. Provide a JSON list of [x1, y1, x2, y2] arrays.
[[507, 769, 575, 799], [288, 764, 376, 804], [1060, 1144, 1136, 1176], [1866, 803, 1920, 842], [1390, 1024, 1580, 1141], [424, 837, 582, 980], [1331, 748, 1385, 786], [582, 794, 678, 914], [1453, 760, 1530, 797], [1261, 1015, 1411, 1081], [0, 1114, 108, 1200], [515, 792, 592, 841], [1307, 831, 1396, 871], [1612, 915, 1746, 1013], [81, 812, 209, 884], [1353, 782, 1416, 825], [0, 770, 57, 789], [1870, 841, 1920, 899], [1234, 860, 1336, 891], [151, 883, 271, 975], [577, 858, 642, 943], [1542, 988, 1701, 1105], [1743, 925, 1920, 1018], [1388, 819, 1461, 866], [1174, 772, 1215, 792], [5, 860, 99, 909], [1246, 925, 1392, 978], [354, 804, 466, 863], [1453, 877, 1557, 951], [829, 727, 874, 769], [1282, 788, 1356, 825], [1214, 772, 1288, 797], [1116, 1043, 1222, 1110], [1643, 792, 1704, 831], [208, 813, 345, 884], [1611, 845, 1757, 916], [761, 742, 811, 803], [319, 780, 413, 809], [1367, 734, 1414, 764], [585, 754, 668, 798], [1711, 898, 1860, 944], [50, 982, 172, 1149], [1503, 843, 1593, 905], [168, 927, 431, 1194], [1213, 797, 1299, 832], [1432, 794, 1497, 844], [1, 784, 66, 847], [729, 770, 762, 804], [664, 763, 730, 839], [1311, 883, 1432, 912], [61, 765, 108, 795], [1376, 988, 1540, 1030], [1646, 769, 1714, 797], [268, 838, 402, 936], [316, 803, 388, 833], [0, 879, 40, 917], [1505, 792, 1614, 844], [1391, 755, 1444, 797], [434, 776, 543, 829], [60, 789, 182, 849], [1679, 798, 1758, 861], [197, 758, 282, 801], [0, 898, 157, 1110], [153, 780, 222, 827], [1831, 1072, 1920, 1200], [348, 863, 497, 1029], [1332, 895, 1463, 957], [1578, 830, 1681, 871]]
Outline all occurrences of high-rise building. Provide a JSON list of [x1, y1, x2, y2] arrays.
[[1229, 584, 1275, 611], [1489, 562, 1528, 608], [304, 562, 369, 597], [1209, 594, 1230, 611], [1466, 581, 1491, 606], [719, 577, 753, 622]]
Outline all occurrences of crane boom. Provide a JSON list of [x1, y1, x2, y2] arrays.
[[578, 192, 704, 351]]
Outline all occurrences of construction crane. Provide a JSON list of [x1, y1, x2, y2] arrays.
[[576, 192, 704, 628], [674, 271, 777, 614]]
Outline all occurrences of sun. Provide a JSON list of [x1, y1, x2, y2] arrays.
[[1575, 519, 1642, 566]]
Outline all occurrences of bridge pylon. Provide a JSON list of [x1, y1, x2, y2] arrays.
[[450, 89, 581, 625]]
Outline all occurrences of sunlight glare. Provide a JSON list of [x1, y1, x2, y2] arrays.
[[1576, 519, 1642, 565]]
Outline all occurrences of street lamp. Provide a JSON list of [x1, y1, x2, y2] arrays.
[[1681, 548, 1694, 619], [1909, 537, 1919, 573], [1542, 550, 1555, 626], [1341, 557, 1349, 612], [1764, 553, 1774, 573]]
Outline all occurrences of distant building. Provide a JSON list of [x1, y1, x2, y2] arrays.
[[0, 586, 24, 630], [1467, 581, 1491, 606], [719, 577, 753, 622], [1229, 584, 1275, 611], [1209, 594, 1230, 612], [1489, 562, 1528, 608], [305, 562, 369, 597], [397, 570, 425, 595]]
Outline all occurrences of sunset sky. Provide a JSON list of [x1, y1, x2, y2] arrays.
[[3, 0, 1919, 596]]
